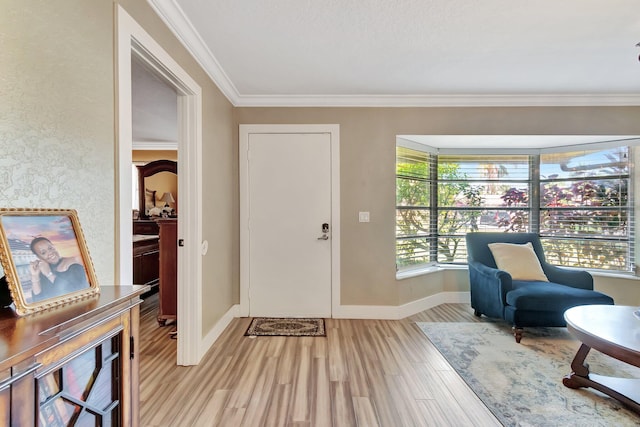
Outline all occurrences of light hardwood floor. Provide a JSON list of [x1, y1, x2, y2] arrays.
[[139, 294, 501, 427]]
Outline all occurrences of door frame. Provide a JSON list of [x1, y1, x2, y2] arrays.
[[116, 6, 203, 365], [239, 124, 341, 317]]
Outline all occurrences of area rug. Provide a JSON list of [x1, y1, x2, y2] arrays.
[[417, 322, 640, 427], [244, 317, 325, 337]]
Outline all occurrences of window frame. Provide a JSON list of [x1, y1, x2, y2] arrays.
[[395, 138, 636, 274], [395, 144, 436, 270]]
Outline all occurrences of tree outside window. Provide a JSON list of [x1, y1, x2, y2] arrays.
[[396, 144, 633, 272]]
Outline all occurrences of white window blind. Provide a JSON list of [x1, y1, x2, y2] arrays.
[[540, 146, 633, 270], [396, 146, 434, 270], [395, 142, 635, 273]]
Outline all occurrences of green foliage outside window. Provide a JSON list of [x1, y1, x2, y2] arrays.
[[436, 165, 483, 263], [396, 151, 484, 267], [539, 148, 629, 270], [396, 145, 632, 272], [396, 152, 431, 268]]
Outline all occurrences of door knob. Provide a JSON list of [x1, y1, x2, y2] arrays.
[[318, 222, 330, 240]]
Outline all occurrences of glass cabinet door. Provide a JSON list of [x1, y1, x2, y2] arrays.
[[38, 333, 122, 426]]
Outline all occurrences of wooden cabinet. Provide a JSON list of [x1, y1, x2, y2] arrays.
[[0, 362, 39, 426], [132, 217, 177, 326], [0, 285, 147, 426], [0, 368, 11, 426], [133, 219, 159, 235], [157, 219, 177, 325], [133, 235, 160, 290]]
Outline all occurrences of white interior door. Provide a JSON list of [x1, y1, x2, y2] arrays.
[[246, 132, 332, 317]]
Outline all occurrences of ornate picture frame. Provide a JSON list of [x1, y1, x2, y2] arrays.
[[0, 208, 99, 315]]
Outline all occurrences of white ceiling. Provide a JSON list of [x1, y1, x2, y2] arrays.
[[131, 55, 178, 147], [147, 0, 640, 107]]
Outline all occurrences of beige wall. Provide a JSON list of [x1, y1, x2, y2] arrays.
[[132, 150, 178, 162], [235, 107, 640, 306], [593, 275, 640, 306]]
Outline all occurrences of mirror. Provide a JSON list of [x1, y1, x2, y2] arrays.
[[137, 159, 177, 219]]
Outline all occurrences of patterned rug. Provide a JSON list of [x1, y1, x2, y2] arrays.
[[245, 317, 326, 337], [417, 321, 640, 427]]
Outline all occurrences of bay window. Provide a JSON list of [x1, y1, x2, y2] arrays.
[[396, 140, 634, 274], [436, 154, 530, 263]]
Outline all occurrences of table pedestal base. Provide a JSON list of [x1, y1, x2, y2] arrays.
[[563, 343, 640, 414]]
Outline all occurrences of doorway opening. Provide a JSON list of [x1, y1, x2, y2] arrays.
[[117, 6, 203, 365]]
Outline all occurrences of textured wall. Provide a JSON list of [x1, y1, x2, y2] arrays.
[[0, 0, 115, 283], [1, 0, 238, 339]]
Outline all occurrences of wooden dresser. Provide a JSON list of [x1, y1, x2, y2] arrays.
[[0, 285, 148, 426], [133, 234, 160, 291], [156, 219, 177, 325], [132, 219, 159, 235]]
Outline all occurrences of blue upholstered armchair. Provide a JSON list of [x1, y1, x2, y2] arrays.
[[466, 232, 614, 343]]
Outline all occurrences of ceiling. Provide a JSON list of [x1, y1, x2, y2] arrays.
[[147, 0, 640, 107], [131, 55, 177, 147]]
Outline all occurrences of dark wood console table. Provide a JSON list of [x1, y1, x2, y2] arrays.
[[563, 304, 640, 414], [0, 285, 148, 426]]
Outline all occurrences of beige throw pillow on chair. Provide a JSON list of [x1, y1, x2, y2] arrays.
[[488, 242, 549, 282]]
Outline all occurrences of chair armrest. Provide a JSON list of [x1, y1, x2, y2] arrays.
[[541, 263, 593, 290], [469, 260, 513, 285], [468, 260, 513, 311]]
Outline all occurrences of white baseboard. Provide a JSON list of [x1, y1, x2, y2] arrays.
[[199, 292, 470, 355], [333, 291, 470, 320], [333, 304, 401, 319], [199, 303, 240, 359]]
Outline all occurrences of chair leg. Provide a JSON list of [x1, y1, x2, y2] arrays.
[[513, 327, 523, 343]]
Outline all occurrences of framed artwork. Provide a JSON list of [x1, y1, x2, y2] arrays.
[[0, 208, 99, 315]]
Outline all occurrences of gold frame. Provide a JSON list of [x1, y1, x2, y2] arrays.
[[0, 208, 99, 315]]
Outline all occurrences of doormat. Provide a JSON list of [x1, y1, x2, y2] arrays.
[[244, 317, 326, 337]]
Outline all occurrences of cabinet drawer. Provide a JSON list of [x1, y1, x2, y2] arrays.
[[133, 220, 159, 235]]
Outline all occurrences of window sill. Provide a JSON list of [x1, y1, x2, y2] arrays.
[[396, 265, 443, 280], [589, 270, 640, 281]]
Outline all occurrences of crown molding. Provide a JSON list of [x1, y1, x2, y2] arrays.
[[147, 0, 241, 105], [147, 1, 640, 108], [232, 93, 640, 107]]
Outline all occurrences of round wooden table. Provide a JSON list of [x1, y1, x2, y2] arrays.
[[563, 305, 640, 414]]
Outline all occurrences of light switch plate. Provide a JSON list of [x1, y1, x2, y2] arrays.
[[359, 211, 370, 223]]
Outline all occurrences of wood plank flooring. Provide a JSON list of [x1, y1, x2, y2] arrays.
[[139, 294, 500, 427]]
